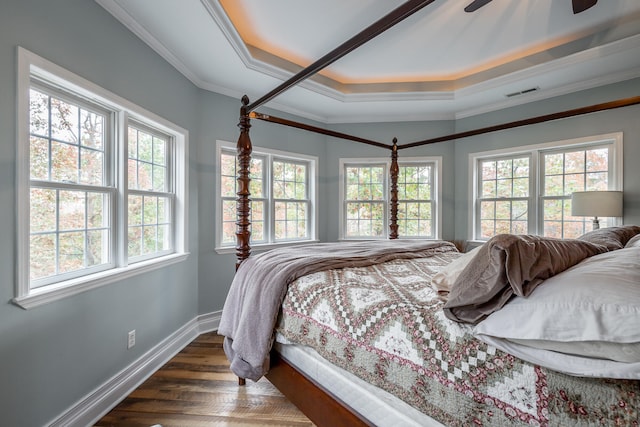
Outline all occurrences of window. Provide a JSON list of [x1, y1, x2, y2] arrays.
[[16, 48, 188, 309], [471, 133, 622, 241], [343, 163, 387, 238], [216, 141, 317, 252], [340, 158, 441, 239], [127, 124, 173, 260]]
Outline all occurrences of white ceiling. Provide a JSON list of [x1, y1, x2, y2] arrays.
[[97, 0, 640, 123]]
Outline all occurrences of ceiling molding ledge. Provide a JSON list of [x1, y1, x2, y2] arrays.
[[457, 33, 640, 100], [201, 0, 352, 103], [456, 67, 640, 119]]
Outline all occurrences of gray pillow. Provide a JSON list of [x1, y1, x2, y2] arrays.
[[577, 225, 640, 250]]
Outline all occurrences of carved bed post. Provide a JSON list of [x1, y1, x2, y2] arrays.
[[236, 95, 252, 271], [236, 96, 252, 387], [389, 138, 399, 239]]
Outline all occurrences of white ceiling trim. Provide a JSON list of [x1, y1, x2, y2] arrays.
[[457, 67, 640, 120], [201, 0, 640, 107], [97, 0, 640, 124]]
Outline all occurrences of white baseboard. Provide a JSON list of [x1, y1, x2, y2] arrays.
[[48, 310, 222, 427]]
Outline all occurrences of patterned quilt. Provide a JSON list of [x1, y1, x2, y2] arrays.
[[276, 253, 640, 426]]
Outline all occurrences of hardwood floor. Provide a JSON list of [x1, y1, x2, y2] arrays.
[[94, 332, 315, 427]]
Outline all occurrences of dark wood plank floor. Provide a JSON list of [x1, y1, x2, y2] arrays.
[[94, 332, 315, 427]]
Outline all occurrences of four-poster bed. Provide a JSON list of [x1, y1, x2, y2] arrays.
[[219, 1, 640, 425]]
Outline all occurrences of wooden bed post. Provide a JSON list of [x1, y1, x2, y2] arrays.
[[236, 95, 252, 271], [389, 138, 399, 239], [236, 95, 252, 387]]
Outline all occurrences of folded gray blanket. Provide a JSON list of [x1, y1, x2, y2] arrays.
[[218, 240, 456, 381], [443, 234, 608, 324]]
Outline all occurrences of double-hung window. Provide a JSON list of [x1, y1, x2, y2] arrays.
[[340, 157, 441, 239], [216, 141, 317, 251], [16, 48, 188, 309], [471, 133, 623, 241]]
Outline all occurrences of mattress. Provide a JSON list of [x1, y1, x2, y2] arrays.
[[274, 334, 444, 427]]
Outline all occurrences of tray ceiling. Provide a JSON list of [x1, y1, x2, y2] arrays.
[[97, 0, 640, 123]]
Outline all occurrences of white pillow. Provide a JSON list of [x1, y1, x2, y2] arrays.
[[473, 247, 640, 361], [625, 233, 640, 248], [430, 245, 481, 296]]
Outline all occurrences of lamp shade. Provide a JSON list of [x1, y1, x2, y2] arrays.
[[571, 191, 623, 217]]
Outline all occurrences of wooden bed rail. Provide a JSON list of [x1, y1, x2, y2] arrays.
[[250, 112, 391, 150], [398, 95, 640, 149]]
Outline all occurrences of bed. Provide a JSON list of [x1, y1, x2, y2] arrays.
[[219, 1, 640, 425], [220, 230, 640, 425]]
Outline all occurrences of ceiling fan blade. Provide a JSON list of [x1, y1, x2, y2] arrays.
[[464, 0, 493, 13], [572, 0, 597, 14]]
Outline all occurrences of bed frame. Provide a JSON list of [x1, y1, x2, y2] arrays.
[[230, 1, 640, 424]]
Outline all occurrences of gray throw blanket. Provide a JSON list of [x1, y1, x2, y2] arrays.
[[219, 240, 456, 381], [443, 234, 608, 324]]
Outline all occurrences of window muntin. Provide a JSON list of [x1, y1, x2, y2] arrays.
[[472, 134, 622, 241], [217, 143, 316, 249], [340, 159, 440, 240]]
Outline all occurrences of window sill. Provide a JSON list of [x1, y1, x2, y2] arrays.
[[12, 252, 190, 310], [215, 240, 320, 255]]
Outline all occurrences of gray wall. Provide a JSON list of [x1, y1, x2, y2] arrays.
[[1, 0, 639, 426], [0, 1, 202, 426]]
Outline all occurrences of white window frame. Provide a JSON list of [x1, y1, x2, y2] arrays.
[[15, 47, 189, 309], [214, 140, 318, 254], [339, 156, 442, 240], [468, 132, 623, 241]]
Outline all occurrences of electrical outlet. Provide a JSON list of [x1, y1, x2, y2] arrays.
[[127, 330, 136, 349]]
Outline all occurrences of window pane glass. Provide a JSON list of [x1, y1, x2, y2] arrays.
[[30, 233, 56, 281], [249, 158, 263, 198], [545, 153, 563, 175], [153, 165, 166, 191], [143, 226, 157, 254], [58, 231, 85, 274], [565, 151, 585, 174], [80, 109, 104, 149], [29, 89, 49, 137], [129, 126, 168, 192], [30, 188, 56, 232], [80, 147, 103, 185], [30, 136, 49, 180], [128, 195, 142, 226], [51, 141, 78, 183], [586, 148, 607, 172], [397, 164, 434, 237], [51, 98, 79, 143], [128, 226, 142, 257], [153, 136, 166, 166], [59, 190, 85, 231], [482, 161, 496, 180], [87, 229, 108, 266]]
